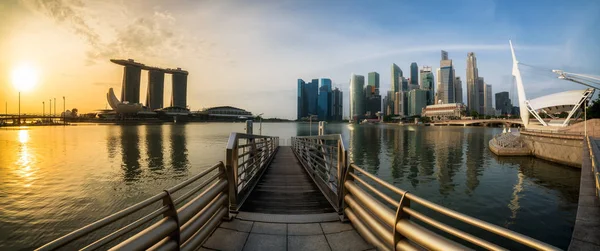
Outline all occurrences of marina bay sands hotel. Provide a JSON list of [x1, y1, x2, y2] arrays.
[[109, 59, 189, 113]]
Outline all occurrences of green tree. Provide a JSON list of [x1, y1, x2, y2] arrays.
[[470, 110, 479, 118], [587, 98, 600, 119]]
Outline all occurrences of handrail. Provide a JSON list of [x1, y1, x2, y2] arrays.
[[344, 163, 561, 251], [225, 132, 279, 211], [291, 134, 347, 212], [586, 136, 600, 200], [36, 162, 229, 250]]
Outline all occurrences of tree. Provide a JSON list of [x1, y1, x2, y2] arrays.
[[470, 110, 479, 118], [587, 98, 600, 119], [71, 108, 78, 117]]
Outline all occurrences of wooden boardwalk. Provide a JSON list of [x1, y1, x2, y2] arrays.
[[240, 146, 336, 214]]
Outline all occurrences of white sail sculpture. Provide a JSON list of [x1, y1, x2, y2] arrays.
[[106, 88, 143, 114], [509, 40, 594, 128]]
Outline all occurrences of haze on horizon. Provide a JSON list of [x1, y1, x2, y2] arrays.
[[0, 0, 599, 119]]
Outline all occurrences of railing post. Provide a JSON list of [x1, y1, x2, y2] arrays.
[[337, 138, 347, 212], [225, 137, 239, 212], [218, 162, 232, 220], [162, 190, 181, 248], [340, 163, 354, 222]]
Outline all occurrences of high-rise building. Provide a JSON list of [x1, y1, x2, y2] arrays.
[[477, 77, 485, 114], [484, 84, 493, 116], [332, 88, 343, 121], [466, 52, 480, 113], [495, 91, 512, 115], [171, 70, 188, 108], [317, 78, 332, 120], [120, 64, 142, 104], [384, 91, 394, 115], [350, 74, 365, 120], [394, 92, 402, 116], [401, 77, 409, 92], [146, 69, 165, 110], [297, 78, 319, 120], [410, 62, 418, 86], [454, 76, 463, 104], [438, 51, 455, 104], [420, 66, 434, 105], [391, 64, 403, 93], [408, 89, 428, 116], [368, 72, 380, 95]]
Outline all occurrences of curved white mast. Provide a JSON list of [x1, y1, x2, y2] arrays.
[[509, 40, 530, 127]]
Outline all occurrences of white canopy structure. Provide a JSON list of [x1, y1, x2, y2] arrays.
[[510, 41, 595, 128], [107, 88, 143, 114]]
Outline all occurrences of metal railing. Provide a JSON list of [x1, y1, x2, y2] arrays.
[[36, 162, 229, 251], [291, 135, 347, 212], [226, 133, 279, 211], [521, 128, 584, 136], [586, 136, 600, 199], [344, 163, 560, 251]]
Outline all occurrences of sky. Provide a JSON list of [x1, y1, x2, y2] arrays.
[[0, 0, 599, 119]]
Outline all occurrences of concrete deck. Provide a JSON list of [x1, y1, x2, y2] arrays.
[[201, 218, 374, 251], [568, 138, 600, 250]]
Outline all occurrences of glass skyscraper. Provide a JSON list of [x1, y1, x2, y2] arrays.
[[391, 64, 403, 93], [495, 91, 512, 115], [332, 88, 343, 121], [410, 62, 418, 86], [420, 66, 435, 105], [368, 72, 380, 95], [466, 52, 480, 113], [350, 74, 365, 121], [297, 78, 319, 120], [408, 89, 428, 116], [317, 78, 332, 120]]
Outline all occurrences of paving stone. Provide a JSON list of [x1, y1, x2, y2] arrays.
[[251, 222, 287, 235], [220, 219, 254, 232], [325, 230, 372, 251], [288, 223, 323, 235], [576, 206, 600, 224], [572, 224, 600, 246], [243, 233, 286, 251], [288, 235, 331, 251], [568, 239, 600, 251], [203, 228, 248, 251], [320, 221, 354, 234], [578, 195, 600, 207]]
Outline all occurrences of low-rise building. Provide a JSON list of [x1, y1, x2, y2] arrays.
[[422, 103, 466, 120]]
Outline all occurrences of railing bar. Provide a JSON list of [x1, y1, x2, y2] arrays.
[[81, 206, 169, 251], [167, 163, 221, 193], [352, 164, 406, 195], [349, 172, 397, 206], [173, 173, 221, 205], [403, 207, 507, 251]]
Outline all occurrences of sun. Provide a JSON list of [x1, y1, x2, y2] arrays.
[[11, 64, 38, 92]]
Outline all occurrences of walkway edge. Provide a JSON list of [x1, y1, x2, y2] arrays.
[[236, 212, 340, 223]]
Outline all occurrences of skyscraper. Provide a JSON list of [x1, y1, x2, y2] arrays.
[[391, 64, 403, 93], [408, 89, 428, 116], [477, 77, 485, 114], [420, 66, 435, 105], [438, 51, 454, 104], [484, 84, 493, 115], [410, 62, 418, 86], [401, 77, 409, 92], [466, 52, 480, 113], [350, 74, 365, 120], [171, 70, 188, 108], [332, 88, 343, 121], [454, 76, 463, 104], [146, 69, 165, 110], [368, 72, 380, 95], [495, 91, 512, 115], [297, 78, 319, 120], [317, 78, 332, 120]]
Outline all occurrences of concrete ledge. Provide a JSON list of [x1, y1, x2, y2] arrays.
[[237, 212, 340, 223]]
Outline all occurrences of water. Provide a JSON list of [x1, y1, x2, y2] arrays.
[[0, 123, 579, 250]]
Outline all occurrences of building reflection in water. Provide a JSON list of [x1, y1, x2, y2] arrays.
[[106, 126, 119, 160], [120, 126, 141, 182], [145, 125, 164, 171], [170, 125, 189, 174], [465, 129, 485, 194]]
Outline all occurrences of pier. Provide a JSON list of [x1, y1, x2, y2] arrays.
[[35, 125, 564, 251]]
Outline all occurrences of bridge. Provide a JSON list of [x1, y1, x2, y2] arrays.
[[36, 128, 561, 250], [432, 119, 524, 127], [0, 113, 65, 125]]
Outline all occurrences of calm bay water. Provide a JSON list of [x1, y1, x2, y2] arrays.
[[0, 123, 580, 250]]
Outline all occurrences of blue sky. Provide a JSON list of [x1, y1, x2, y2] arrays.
[[1, 0, 599, 118]]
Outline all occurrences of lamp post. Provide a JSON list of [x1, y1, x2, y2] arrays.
[[18, 92, 20, 125], [308, 114, 316, 136], [54, 98, 56, 117], [63, 96, 65, 125], [257, 113, 264, 135], [43, 101, 45, 118]]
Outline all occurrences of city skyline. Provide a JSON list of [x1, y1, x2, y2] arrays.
[[1, 0, 599, 119]]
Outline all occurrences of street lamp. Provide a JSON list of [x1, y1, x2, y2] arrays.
[[308, 114, 316, 136], [257, 113, 264, 135], [42, 101, 45, 118], [63, 96, 65, 125]]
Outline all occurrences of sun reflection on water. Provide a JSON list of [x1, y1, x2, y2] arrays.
[[15, 130, 36, 187]]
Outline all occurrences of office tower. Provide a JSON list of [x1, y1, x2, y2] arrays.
[[438, 50, 454, 104], [385, 91, 394, 115], [391, 64, 403, 93], [332, 88, 343, 121], [112, 59, 143, 104], [495, 91, 512, 115], [171, 69, 188, 108], [146, 69, 165, 110], [466, 52, 480, 113], [297, 79, 307, 120], [394, 92, 402, 116], [408, 89, 428, 116], [317, 78, 332, 120], [368, 72, 380, 95], [477, 77, 485, 114], [350, 74, 365, 120], [454, 76, 463, 104], [420, 66, 435, 105], [401, 77, 409, 92], [410, 62, 418, 86], [307, 79, 319, 116], [366, 94, 381, 118], [484, 84, 493, 115]]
